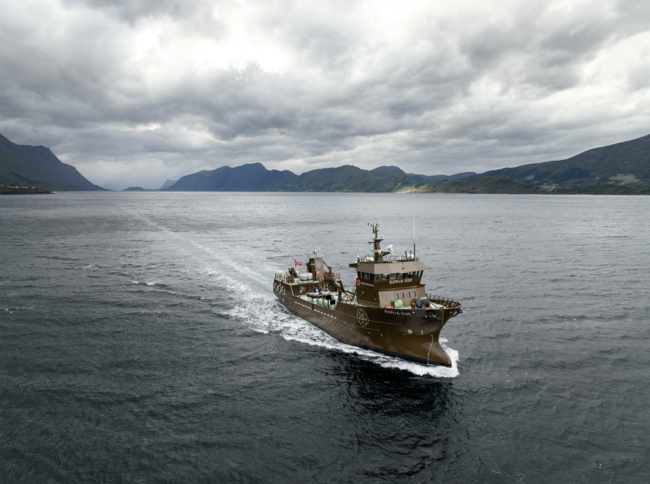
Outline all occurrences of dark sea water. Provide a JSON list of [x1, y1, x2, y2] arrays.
[[1, 192, 649, 483]]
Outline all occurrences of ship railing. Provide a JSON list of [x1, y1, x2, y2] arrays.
[[427, 294, 461, 309], [276, 273, 341, 284], [360, 254, 419, 262]]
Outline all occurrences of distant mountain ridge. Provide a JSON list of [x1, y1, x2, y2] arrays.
[[165, 163, 409, 192], [372, 165, 406, 175], [164, 163, 296, 191], [472, 133, 650, 187], [0, 133, 104, 191], [372, 166, 476, 184], [279, 165, 408, 192]]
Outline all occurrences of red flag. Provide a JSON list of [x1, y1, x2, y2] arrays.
[[294, 260, 303, 266]]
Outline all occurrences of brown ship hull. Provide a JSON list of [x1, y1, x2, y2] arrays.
[[273, 279, 460, 367]]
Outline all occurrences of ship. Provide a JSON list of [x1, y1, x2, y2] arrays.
[[272, 224, 462, 366]]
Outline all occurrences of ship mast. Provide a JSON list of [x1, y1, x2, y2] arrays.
[[370, 223, 382, 262]]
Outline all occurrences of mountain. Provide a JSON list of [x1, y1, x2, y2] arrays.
[[160, 179, 177, 189], [164, 163, 297, 191], [407, 172, 476, 184], [398, 175, 650, 195], [279, 165, 409, 192], [168, 163, 410, 192], [0, 133, 104, 191], [372, 165, 475, 184], [372, 165, 406, 175], [409, 175, 545, 194], [474, 133, 650, 187]]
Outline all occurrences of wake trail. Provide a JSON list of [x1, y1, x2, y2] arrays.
[[131, 214, 460, 378]]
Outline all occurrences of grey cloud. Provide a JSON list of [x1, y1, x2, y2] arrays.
[[1, 0, 649, 189]]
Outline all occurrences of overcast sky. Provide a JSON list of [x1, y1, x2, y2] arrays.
[[1, 0, 649, 189]]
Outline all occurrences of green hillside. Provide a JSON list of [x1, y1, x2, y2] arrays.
[[278, 165, 410, 192], [396, 175, 650, 195], [475, 133, 650, 187], [404, 176, 545, 194], [0, 183, 52, 195], [555, 184, 650, 195], [165, 163, 296, 191], [0, 133, 104, 191]]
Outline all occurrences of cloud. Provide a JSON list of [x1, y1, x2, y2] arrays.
[[1, 0, 649, 189]]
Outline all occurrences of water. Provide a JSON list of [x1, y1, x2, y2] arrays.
[[1, 192, 649, 483]]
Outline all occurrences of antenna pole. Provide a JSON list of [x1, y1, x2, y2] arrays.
[[412, 179, 415, 244]]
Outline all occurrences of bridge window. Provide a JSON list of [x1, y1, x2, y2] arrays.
[[375, 274, 381, 281], [390, 273, 397, 280]]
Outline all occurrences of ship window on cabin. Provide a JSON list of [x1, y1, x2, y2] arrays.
[[382, 274, 389, 280], [390, 273, 397, 280], [375, 274, 381, 281], [407, 292, 411, 297], [395, 293, 399, 299], [407, 272, 412, 277], [401, 293, 405, 299]]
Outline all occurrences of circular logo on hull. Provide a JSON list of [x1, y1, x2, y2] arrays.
[[357, 309, 369, 327]]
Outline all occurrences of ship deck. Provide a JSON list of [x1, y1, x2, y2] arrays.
[[296, 292, 449, 312]]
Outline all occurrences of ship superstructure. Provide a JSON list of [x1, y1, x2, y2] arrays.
[[272, 224, 462, 366]]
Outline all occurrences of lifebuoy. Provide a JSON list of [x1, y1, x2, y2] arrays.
[[348, 295, 354, 301], [320, 276, 324, 281], [356, 279, 360, 286], [335, 274, 340, 280]]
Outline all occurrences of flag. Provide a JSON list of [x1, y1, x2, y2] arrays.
[[294, 260, 303, 266]]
